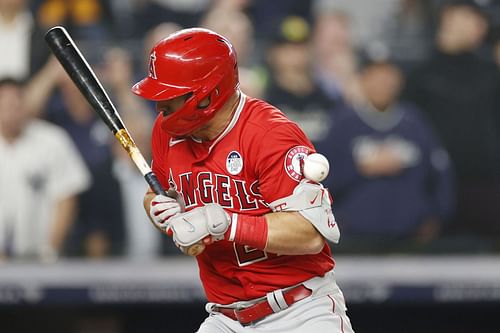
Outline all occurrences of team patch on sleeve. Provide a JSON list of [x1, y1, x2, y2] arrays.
[[284, 146, 310, 181]]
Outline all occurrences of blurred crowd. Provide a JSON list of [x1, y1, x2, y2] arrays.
[[0, 0, 499, 261]]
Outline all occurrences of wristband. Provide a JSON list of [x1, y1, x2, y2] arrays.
[[226, 214, 268, 250]]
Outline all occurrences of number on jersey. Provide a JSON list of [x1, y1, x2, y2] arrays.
[[234, 243, 268, 266]]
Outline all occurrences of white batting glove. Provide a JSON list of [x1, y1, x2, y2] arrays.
[[149, 193, 185, 232], [169, 204, 231, 249]]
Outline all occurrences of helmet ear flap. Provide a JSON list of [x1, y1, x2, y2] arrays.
[[197, 95, 211, 109], [197, 87, 223, 109]]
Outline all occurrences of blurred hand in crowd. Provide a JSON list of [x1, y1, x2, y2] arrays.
[[414, 217, 442, 245]]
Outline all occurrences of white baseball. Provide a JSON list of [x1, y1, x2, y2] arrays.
[[303, 153, 330, 182]]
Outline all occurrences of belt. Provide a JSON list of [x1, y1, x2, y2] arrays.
[[213, 285, 312, 326]]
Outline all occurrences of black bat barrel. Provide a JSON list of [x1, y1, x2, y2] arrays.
[[44, 26, 124, 134], [45, 26, 168, 197]]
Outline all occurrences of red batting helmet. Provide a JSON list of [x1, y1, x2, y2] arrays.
[[132, 28, 239, 136]]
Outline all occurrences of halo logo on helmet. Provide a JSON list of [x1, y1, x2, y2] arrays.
[[132, 28, 240, 137], [148, 51, 157, 79]]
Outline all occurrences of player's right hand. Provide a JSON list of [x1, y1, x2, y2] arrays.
[[149, 194, 183, 232], [169, 204, 231, 255]]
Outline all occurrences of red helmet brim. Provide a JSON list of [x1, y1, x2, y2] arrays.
[[131, 77, 193, 101]]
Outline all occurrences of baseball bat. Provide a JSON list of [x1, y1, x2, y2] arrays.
[[44, 26, 166, 197], [44, 26, 205, 256]]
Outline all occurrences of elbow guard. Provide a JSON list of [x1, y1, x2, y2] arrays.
[[269, 180, 340, 243]]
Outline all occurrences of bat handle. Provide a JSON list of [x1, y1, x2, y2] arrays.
[[144, 172, 167, 196], [145, 171, 204, 256]]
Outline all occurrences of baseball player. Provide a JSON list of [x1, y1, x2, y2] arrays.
[[133, 28, 355, 333]]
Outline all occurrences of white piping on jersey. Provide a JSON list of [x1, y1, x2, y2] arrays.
[[169, 137, 186, 147], [228, 213, 238, 241], [206, 91, 246, 155], [191, 136, 202, 143]]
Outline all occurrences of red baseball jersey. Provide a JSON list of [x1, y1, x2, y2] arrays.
[[151, 94, 334, 304]]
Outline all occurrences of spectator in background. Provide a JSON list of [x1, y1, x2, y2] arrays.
[[404, 0, 500, 245], [319, 58, 455, 253], [247, 0, 312, 40], [0, 78, 90, 261], [264, 16, 336, 144], [206, 0, 251, 14], [200, 6, 265, 98], [200, 5, 255, 68], [311, 8, 363, 105], [312, 0, 398, 49], [25, 57, 124, 258], [0, 0, 49, 80], [377, 0, 435, 73], [100, 47, 148, 116], [34, 0, 110, 40], [133, 0, 208, 37]]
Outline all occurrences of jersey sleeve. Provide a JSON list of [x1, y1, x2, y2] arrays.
[[150, 115, 169, 188], [254, 122, 315, 203]]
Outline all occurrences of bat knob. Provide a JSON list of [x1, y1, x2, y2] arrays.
[[186, 242, 206, 256]]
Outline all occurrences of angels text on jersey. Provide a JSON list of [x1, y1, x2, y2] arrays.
[[169, 169, 268, 211]]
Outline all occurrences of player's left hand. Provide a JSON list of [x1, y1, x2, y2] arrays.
[[168, 204, 231, 254], [149, 192, 185, 232]]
